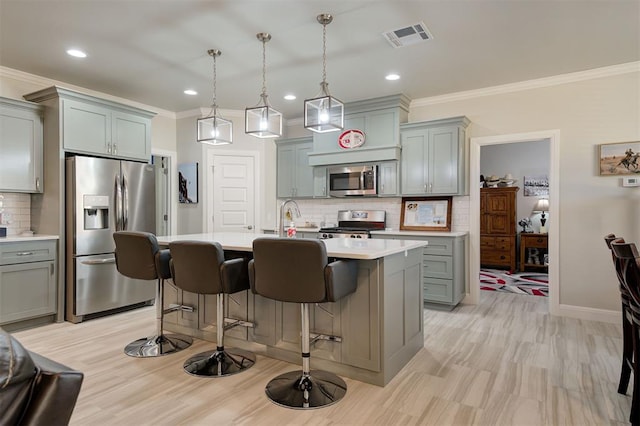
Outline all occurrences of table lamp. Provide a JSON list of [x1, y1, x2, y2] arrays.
[[533, 198, 549, 234]]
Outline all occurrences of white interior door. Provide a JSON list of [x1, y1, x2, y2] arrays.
[[206, 152, 257, 233]]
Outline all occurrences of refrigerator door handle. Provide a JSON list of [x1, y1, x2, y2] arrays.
[[80, 257, 116, 265], [122, 172, 129, 230], [115, 173, 123, 231]]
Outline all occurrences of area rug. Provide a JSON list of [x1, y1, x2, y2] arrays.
[[480, 268, 548, 297]]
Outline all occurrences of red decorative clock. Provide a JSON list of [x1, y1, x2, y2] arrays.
[[338, 129, 366, 149]]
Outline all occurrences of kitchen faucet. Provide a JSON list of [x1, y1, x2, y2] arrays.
[[279, 199, 301, 237]]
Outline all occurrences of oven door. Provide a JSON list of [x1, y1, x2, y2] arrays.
[[328, 165, 377, 197]]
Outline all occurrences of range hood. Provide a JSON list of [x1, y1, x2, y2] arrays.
[[307, 94, 410, 166]]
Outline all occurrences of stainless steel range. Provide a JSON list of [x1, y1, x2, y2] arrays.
[[319, 210, 386, 239]]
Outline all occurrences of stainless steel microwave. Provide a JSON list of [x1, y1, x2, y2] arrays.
[[328, 165, 377, 197]]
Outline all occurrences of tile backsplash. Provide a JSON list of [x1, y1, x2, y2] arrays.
[[278, 196, 470, 232], [0, 192, 31, 236]]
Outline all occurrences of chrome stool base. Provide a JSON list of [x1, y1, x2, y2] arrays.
[[124, 334, 193, 358], [265, 370, 347, 409], [183, 348, 256, 377]]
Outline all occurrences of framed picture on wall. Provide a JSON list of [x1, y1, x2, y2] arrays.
[[599, 141, 640, 176], [178, 162, 198, 204], [400, 196, 452, 232], [523, 175, 549, 196]]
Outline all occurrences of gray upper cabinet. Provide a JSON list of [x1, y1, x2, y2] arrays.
[[377, 161, 398, 196], [24, 86, 155, 162], [0, 98, 44, 193], [276, 137, 316, 198], [63, 99, 152, 161], [400, 116, 470, 196]]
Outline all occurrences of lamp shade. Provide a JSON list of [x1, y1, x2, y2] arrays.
[[304, 92, 344, 133], [532, 198, 549, 213], [197, 115, 233, 146], [245, 102, 282, 138]]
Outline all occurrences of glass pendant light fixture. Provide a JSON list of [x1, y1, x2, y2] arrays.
[[304, 13, 344, 133], [197, 49, 233, 145], [245, 33, 282, 138]]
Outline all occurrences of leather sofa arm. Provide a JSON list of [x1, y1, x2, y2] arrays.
[[19, 352, 84, 426]]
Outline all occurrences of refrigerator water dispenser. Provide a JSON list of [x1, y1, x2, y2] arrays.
[[83, 195, 109, 230]]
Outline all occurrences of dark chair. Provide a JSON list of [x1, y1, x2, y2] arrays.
[[604, 234, 633, 394], [248, 237, 358, 409], [113, 231, 192, 357], [169, 240, 256, 377], [611, 240, 640, 426], [0, 327, 83, 425]]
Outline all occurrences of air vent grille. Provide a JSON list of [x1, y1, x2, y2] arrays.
[[382, 22, 433, 48]]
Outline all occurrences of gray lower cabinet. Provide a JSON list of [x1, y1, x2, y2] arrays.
[[372, 233, 467, 309], [0, 240, 57, 326], [0, 97, 44, 193]]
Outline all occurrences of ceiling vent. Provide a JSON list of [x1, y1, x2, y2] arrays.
[[382, 22, 433, 48]]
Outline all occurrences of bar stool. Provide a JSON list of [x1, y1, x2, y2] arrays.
[[169, 240, 256, 377], [611, 240, 640, 426], [604, 234, 633, 394], [248, 237, 358, 409], [113, 231, 192, 357]]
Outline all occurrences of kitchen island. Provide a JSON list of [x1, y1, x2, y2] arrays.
[[156, 232, 427, 386]]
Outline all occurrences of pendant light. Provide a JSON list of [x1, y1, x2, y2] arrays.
[[245, 33, 282, 138], [197, 49, 233, 145], [304, 13, 344, 133]]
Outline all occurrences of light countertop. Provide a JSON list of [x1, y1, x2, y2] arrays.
[[156, 232, 427, 260], [0, 234, 59, 243]]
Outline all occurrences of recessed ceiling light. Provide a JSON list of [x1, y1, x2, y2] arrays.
[[184, 89, 198, 96], [66, 49, 87, 58], [385, 73, 400, 81], [284, 94, 296, 101]]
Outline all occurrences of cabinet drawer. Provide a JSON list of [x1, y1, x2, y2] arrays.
[[423, 255, 453, 280], [424, 278, 453, 304], [523, 236, 547, 248], [0, 240, 56, 265], [423, 237, 453, 256], [481, 251, 511, 265]]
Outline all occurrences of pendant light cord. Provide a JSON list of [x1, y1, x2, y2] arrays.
[[211, 51, 218, 115], [322, 21, 327, 84]]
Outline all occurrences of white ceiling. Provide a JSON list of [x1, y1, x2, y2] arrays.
[[1, 0, 638, 118]]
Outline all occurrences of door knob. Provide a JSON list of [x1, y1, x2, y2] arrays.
[[247, 225, 253, 230]]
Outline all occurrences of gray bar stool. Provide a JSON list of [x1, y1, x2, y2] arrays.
[[113, 231, 193, 357], [169, 240, 256, 377], [249, 237, 358, 409]]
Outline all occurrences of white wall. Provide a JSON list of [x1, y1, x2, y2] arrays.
[[480, 140, 550, 232]]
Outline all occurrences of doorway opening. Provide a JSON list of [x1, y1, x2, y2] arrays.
[[469, 130, 560, 315], [151, 149, 177, 237]]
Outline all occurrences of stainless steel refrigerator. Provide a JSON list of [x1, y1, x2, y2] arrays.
[[66, 155, 156, 323]]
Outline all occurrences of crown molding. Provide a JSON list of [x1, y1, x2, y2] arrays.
[[412, 61, 640, 107], [0, 66, 176, 118]]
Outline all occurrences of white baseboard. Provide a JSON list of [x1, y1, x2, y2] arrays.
[[555, 303, 620, 324]]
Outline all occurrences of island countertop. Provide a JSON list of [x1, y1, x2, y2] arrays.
[[156, 232, 427, 260]]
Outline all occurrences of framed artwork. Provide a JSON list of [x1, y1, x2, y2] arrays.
[[178, 162, 198, 204], [400, 196, 452, 232], [599, 141, 640, 176], [523, 175, 549, 196]]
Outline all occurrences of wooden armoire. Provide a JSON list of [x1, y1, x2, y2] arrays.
[[480, 187, 519, 271]]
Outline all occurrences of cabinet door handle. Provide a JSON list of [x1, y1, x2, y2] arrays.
[[50, 263, 54, 275], [36, 177, 41, 191], [113, 143, 117, 154], [424, 183, 427, 192], [429, 183, 433, 192], [16, 252, 35, 256], [107, 143, 112, 154]]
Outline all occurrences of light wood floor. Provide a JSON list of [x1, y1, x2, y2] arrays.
[[12, 291, 631, 425]]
